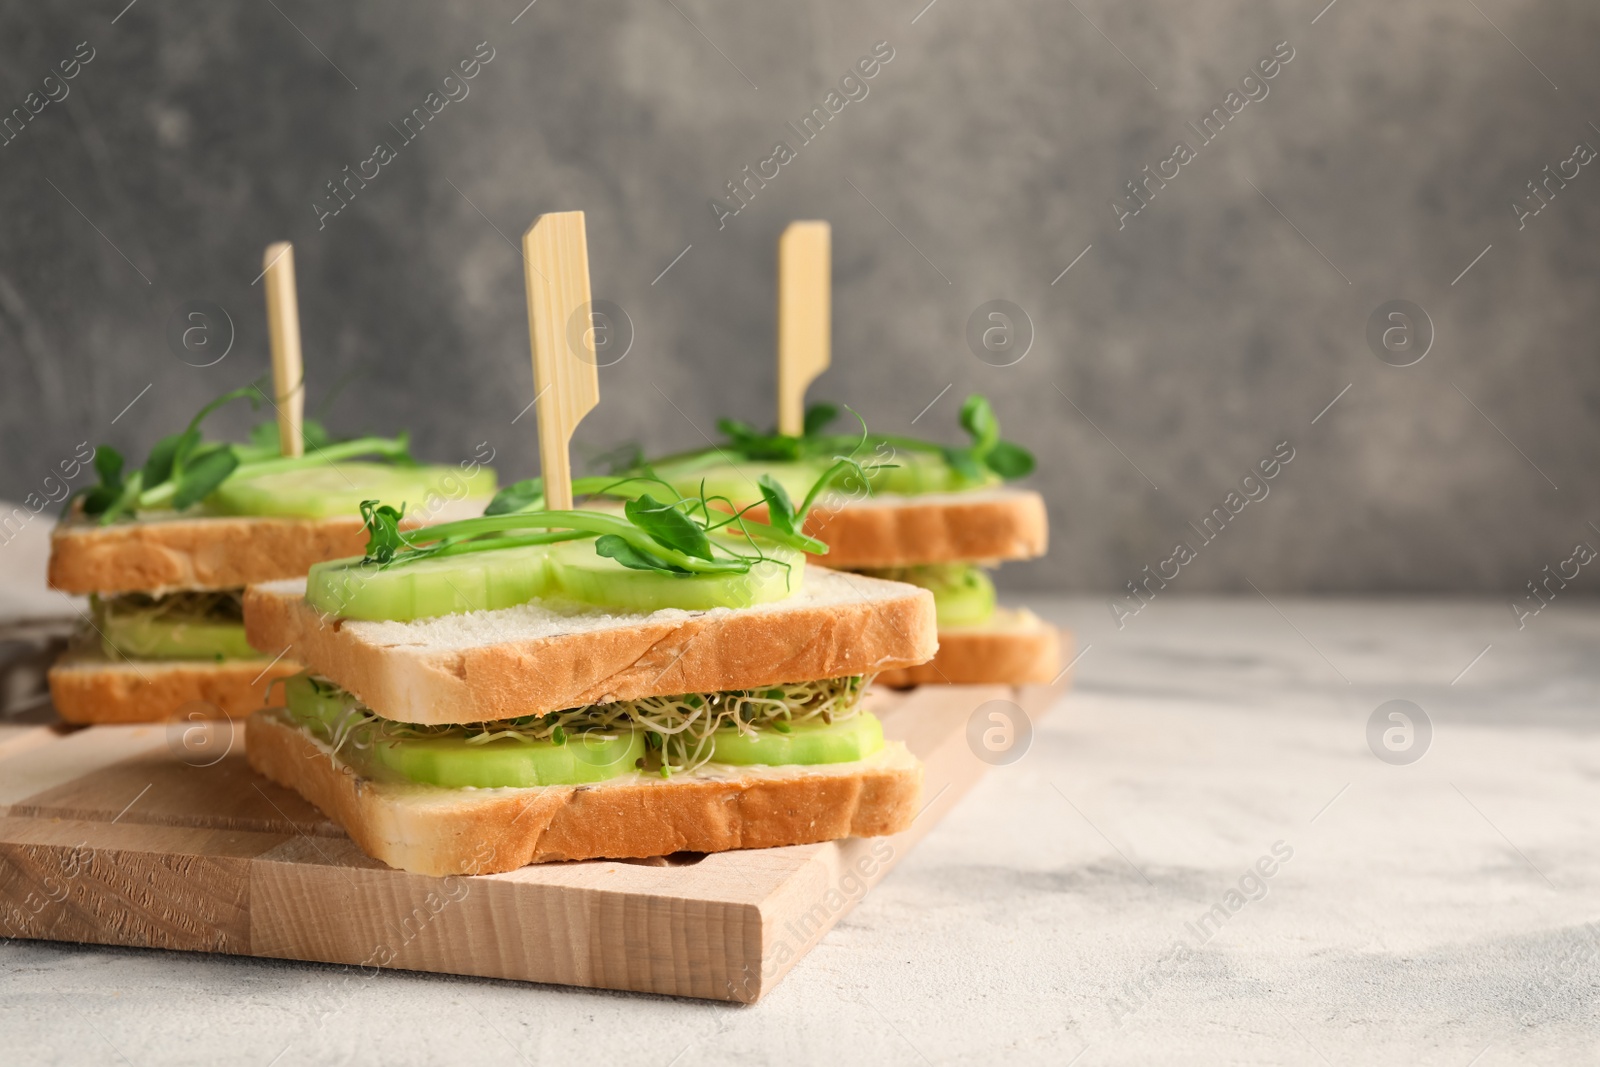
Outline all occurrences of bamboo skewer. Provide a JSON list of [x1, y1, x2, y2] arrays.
[[262, 242, 305, 458], [776, 221, 831, 436], [521, 212, 600, 511]]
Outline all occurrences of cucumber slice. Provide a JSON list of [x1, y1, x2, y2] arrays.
[[305, 544, 555, 621], [659, 451, 997, 504], [866, 452, 998, 495], [933, 569, 996, 627], [306, 537, 804, 622], [861, 563, 996, 627], [373, 729, 645, 788], [283, 671, 360, 731], [710, 712, 883, 766], [100, 613, 258, 661], [658, 459, 826, 509], [208, 462, 496, 519], [546, 540, 803, 613], [283, 671, 643, 787], [923, 564, 996, 628]]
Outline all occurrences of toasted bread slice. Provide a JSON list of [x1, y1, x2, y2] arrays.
[[49, 497, 488, 596], [875, 607, 1063, 687], [245, 567, 938, 725], [47, 647, 300, 723], [797, 487, 1048, 569], [247, 707, 922, 875]]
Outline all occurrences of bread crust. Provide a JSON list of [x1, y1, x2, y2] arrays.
[[247, 709, 922, 875], [876, 610, 1064, 687], [798, 488, 1048, 568], [48, 498, 489, 596], [245, 568, 938, 725], [49, 513, 374, 596], [47, 650, 300, 723]]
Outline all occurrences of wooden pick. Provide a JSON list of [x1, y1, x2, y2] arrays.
[[262, 242, 305, 458], [776, 220, 831, 436], [521, 212, 600, 511]]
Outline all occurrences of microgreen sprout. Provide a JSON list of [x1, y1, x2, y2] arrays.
[[79, 376, 414, 524], [648, 394, 1034, 491], [293, 672, 868, 777], [356, 458, 876, 582]]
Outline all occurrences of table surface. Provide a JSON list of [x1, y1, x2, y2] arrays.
[[6, 594, 1599, 1066]]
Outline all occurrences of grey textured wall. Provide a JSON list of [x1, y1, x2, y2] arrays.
[[1, 1, 1596, 595]]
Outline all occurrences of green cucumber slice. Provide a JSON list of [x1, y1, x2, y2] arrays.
[[100, 612, 257, 661], [546, 540, 803, 613], [208, 462, 496, 519], [283, 671, 360, 732], [710, 712, 883, 766], [862, 563, 996, 627], [283, 671, 643, 787], [305, 544, 555, 621], [924, 564, 996, 628], [305, 538, 804, 622], [934, 571, 996, 627], [866, 452, 998, 495], [658, 451, 998, 505], [373, 730, 645, 788], [658, 459, 826, 509]]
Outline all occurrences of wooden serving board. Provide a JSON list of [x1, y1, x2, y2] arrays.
[[0, 677, 1066, 1002]]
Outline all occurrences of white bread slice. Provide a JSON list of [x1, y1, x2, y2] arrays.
[[244, 567, 938, 725], [247, 707, 922, 875], [875, 607, 1063, 687], [49, 496, 488, 596], [796, 486, 1048, 569], [48, 647, 299, 723]]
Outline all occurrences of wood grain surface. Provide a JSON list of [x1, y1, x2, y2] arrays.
[[0, 668, 1068, 1001]]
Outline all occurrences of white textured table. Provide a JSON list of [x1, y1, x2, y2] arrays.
[[5, 596, 1598, 1065]]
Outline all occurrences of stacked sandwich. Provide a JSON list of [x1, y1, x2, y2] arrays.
[[642, 220, 1059, 687], [47, 392, 494, 722], [244, 464, 936, 874], [648, 395, 1060, 686], [48, 241, 498, 725], [243, 211, 938, 875]]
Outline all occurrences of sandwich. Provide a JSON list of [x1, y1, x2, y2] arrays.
[[244, 210, 935, 875], [243, 463, 937, 875], [644, 394, 1059, 686], [635, 219, 1058, 688], [47, 385, 496, 723], [48, 241, 498, 725]]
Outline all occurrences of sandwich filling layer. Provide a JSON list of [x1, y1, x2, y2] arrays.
[[207, 461, 496, 519], [855, 563, 996, 627], [91, 590, 262, 662], [281, 670, 878, 788], [306, 539, 804, 622], [655, 450, 999, 505]]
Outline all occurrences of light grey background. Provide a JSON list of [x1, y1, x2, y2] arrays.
[[1, 0, 1596, 595]]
